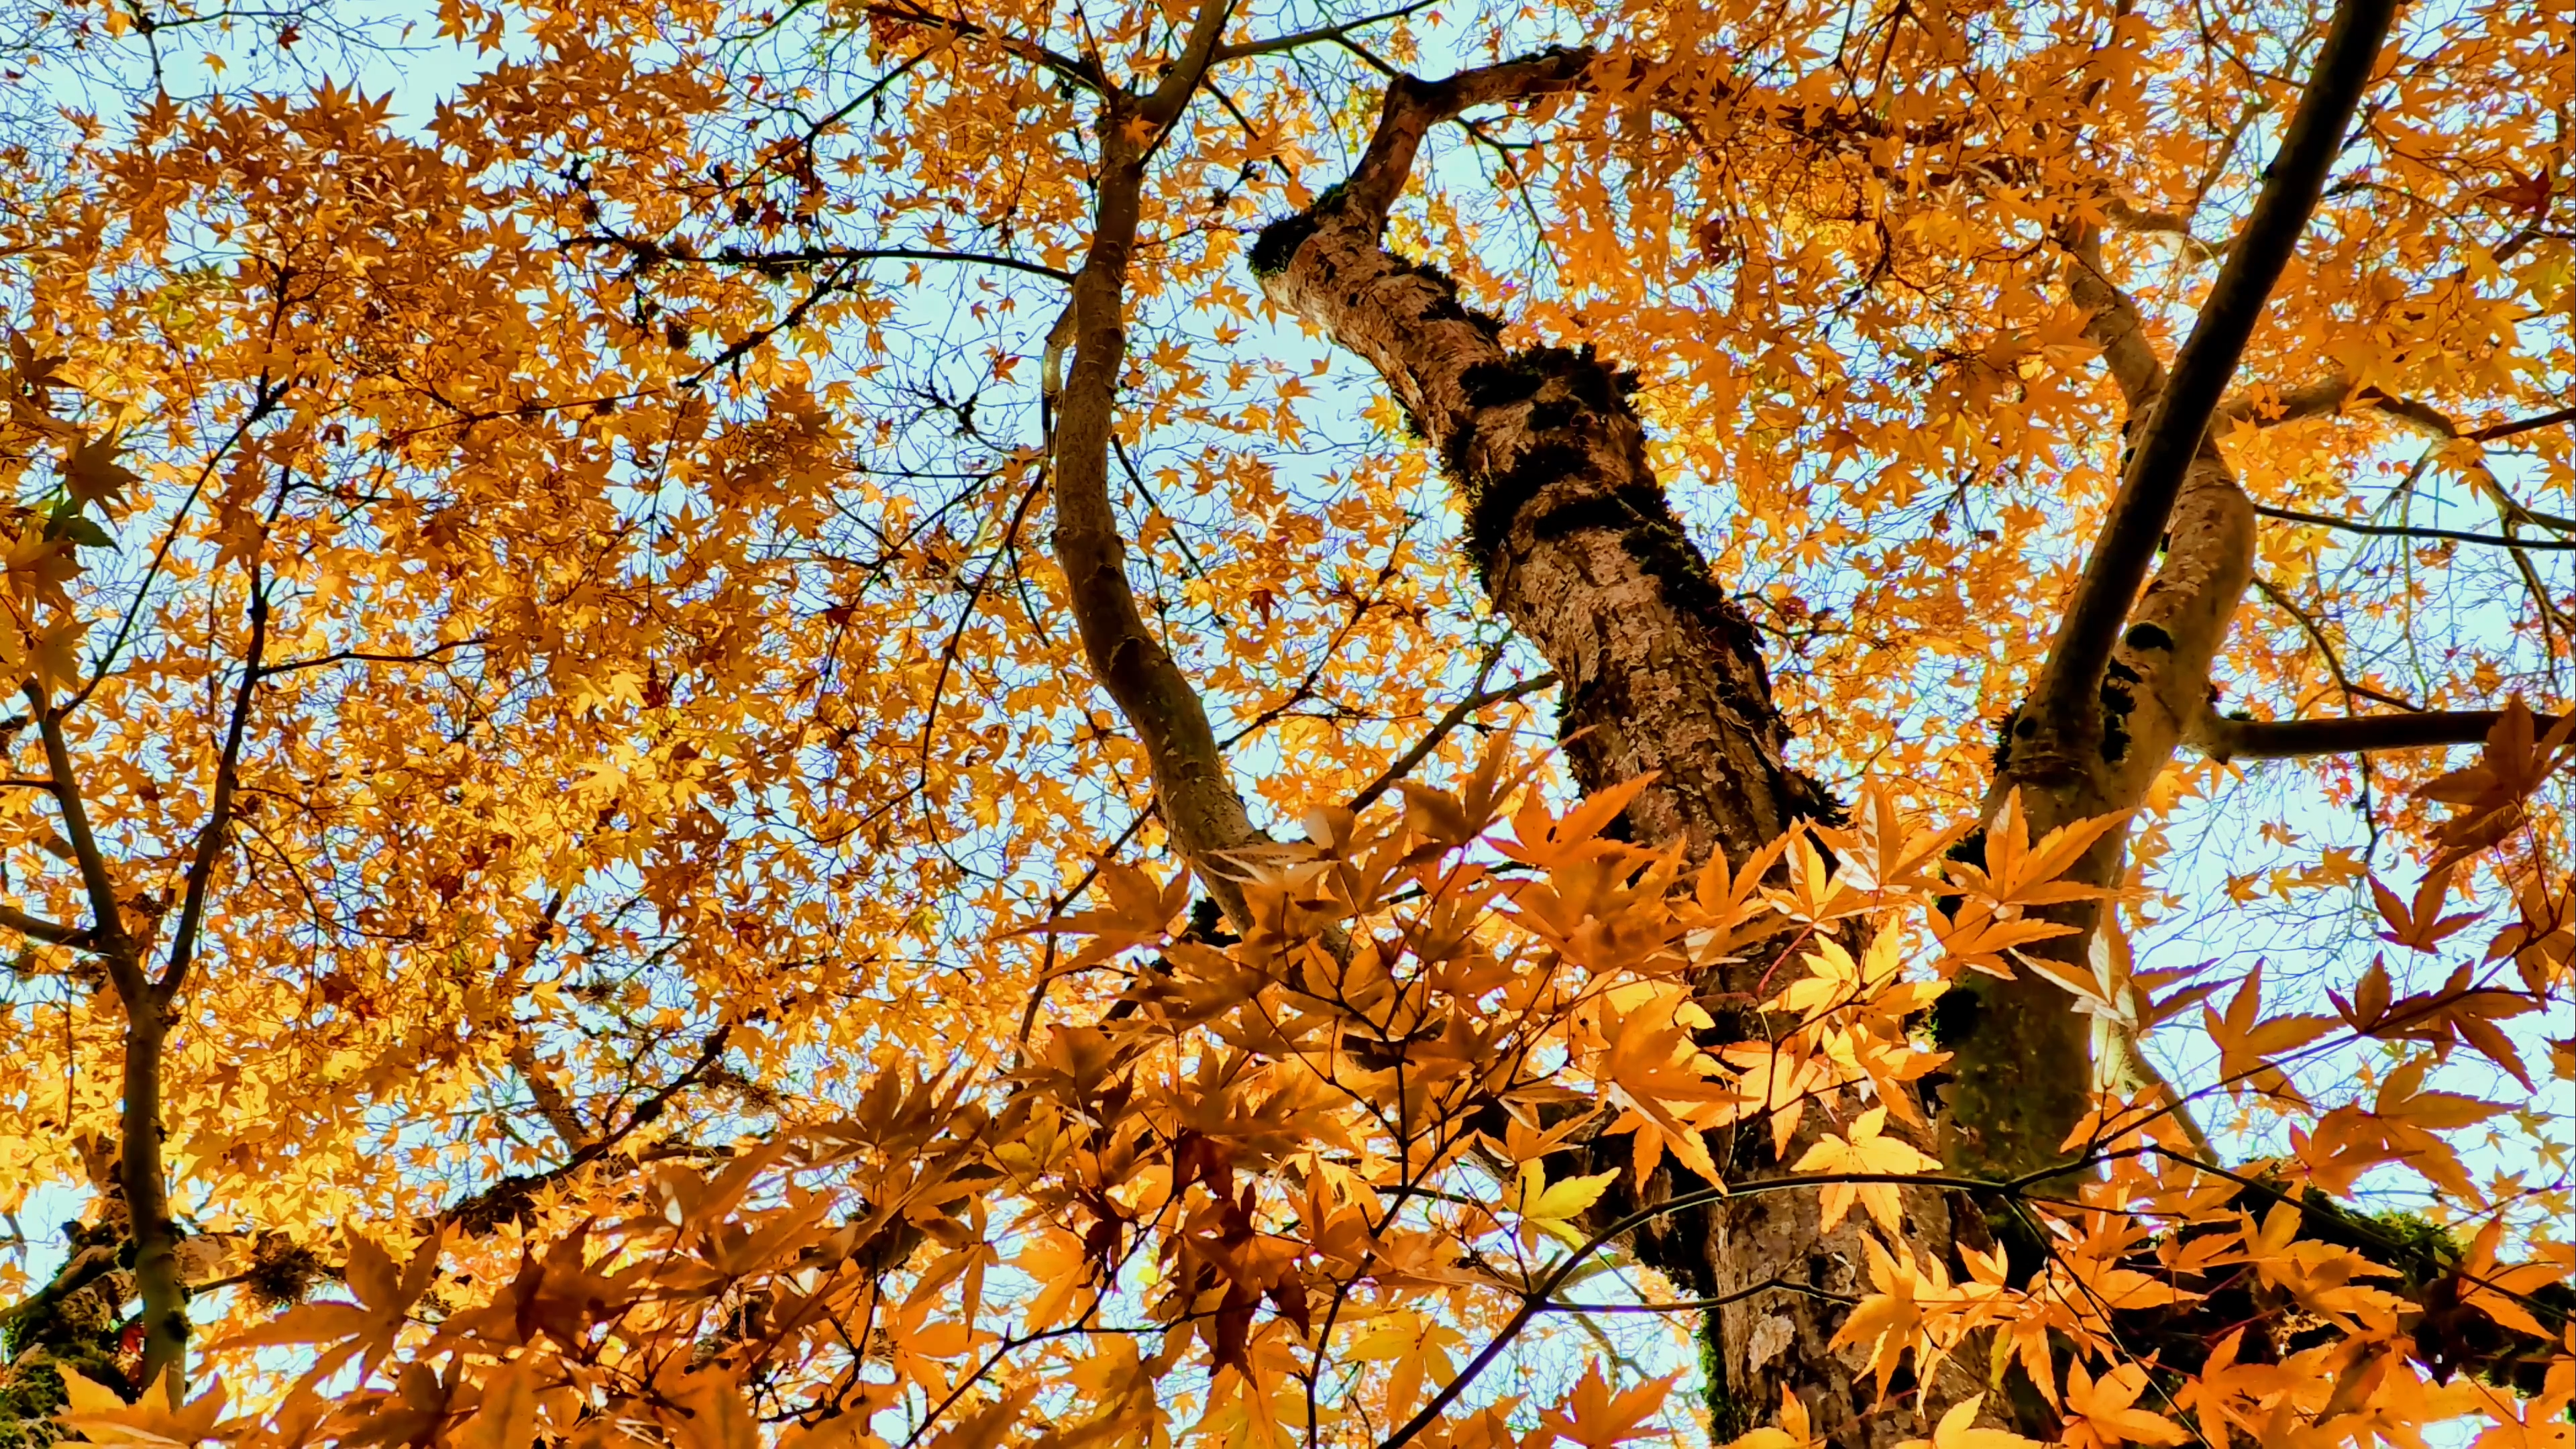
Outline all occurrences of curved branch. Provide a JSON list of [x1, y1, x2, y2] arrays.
[[855, 4, 1107, 93], [1140, 0, 1237, 130], [1051, 57, 1275, 929], [1209, 0, 1434, 62], [2253, 574, 2422, 713], [2214, 373, 2461, 435]]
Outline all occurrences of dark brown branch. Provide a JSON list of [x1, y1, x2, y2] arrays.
[[28, 683, 138, 996], [0, 902, 89, 947], [25, 676, 186, 1401], [2034, 0, 2399, 731], [2255, 502, 2576, 549], [504, 892, 583, 1151], [1139, 0, 1237, 130], [253, 637, 486, 678], [511, 1040, 592, 1154], [74, 374, 288, 710], [2473, 402, 2576, 443], [1209, 0, 1434, 62], [437, 1024, 732, 1234], [1346, 670, 1556, 816], [159, 579, 267, 1000], [1543, 1277, 1856, 1314], [1338, 49, 1593, 221], [2200, 708, 2546, 761], [1262, 52, 1955, 1440], [855, 4, 1106, 93], [2253, 574, 2422, 713], [564, 234, 1075, 284]]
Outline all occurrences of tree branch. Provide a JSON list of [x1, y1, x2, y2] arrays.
[[511, 1040, 593, 1154], [28, 682, 138, 996], [855, 4, 1106, 93], [2473, 401, 2576, 443], [0, 902, 89, 948], [1336, 49, 1593, 222], [564, 233, 1076, 284], [2254, 574, 2424, 713], [438, 1024, 731, 1234], [2198, 708, 2544, 761], [1346, 670, 1556, 816], [158, 576, 266, 1001], [1208, 0, 1434, 62], [2062, 227, 2168, 409], [1140, 0, 1237, 130], [2212, 371, 2464, 437], [2034, 0, 2399, 733], [25, 678, 190, 1403], [1049, 58, 1278, 928], [2255, 501, 2576, 549]]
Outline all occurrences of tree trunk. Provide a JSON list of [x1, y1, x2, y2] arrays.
[[1253, 55, 1968, 1445]]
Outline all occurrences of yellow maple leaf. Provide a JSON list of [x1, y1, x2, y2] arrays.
[[1502, 1160, 1619, 1246], [1790, 1106, 1939, 1232], [1722, 1388, 1823, 1449], [1893, 1394, 2043, 1449], [2059, 1359, 2188, 1447]]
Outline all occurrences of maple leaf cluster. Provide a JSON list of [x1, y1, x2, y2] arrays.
[[0, 0, 2567, 1444]]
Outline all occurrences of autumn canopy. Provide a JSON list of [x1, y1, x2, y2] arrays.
[[0, 0, 2569, 1443]]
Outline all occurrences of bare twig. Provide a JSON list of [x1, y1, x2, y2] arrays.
[[2255, 502, 2576, 550], [1346, 669, 1557, 816]]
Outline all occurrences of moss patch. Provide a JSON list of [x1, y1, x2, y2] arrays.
[[1246, 210, 1322, 280]]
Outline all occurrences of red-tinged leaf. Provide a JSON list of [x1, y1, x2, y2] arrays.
[[2369, 863, 2482, 952]]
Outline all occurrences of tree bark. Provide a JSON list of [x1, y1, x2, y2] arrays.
[[1953, 0, 2398, 1183], [29, 686, 191, 1403], [1252, 56, 1831, 875], [1253, 54, 1964, 1446], [1044, 0, 1279, 931]]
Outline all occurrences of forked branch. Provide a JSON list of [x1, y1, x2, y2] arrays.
[[2035, 0, 2400, 732]]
